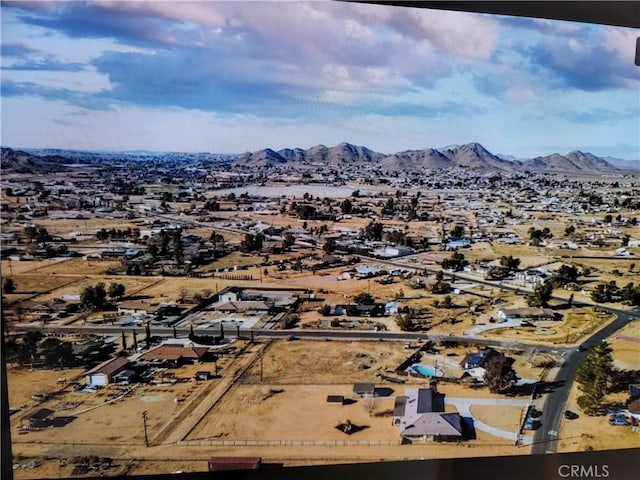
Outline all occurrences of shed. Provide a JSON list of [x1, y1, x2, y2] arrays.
[[353, 382, 375, 398], [326, 395, 345, 405], [86, 356, 129, 387], [195, 371, 211, 381]]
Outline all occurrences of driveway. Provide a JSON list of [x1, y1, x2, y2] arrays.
[[446, 397, 534, 444], [464, 319, 522, 337]]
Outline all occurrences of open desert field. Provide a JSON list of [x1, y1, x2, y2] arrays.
[[244, 339, 412, 384], [609, 319, 640, 370]]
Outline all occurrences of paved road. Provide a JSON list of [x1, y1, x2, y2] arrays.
[[530, 308, 640, 455], [12, 323, 572, 355]]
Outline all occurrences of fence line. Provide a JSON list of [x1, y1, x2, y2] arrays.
[[177, 439, 403, 447]]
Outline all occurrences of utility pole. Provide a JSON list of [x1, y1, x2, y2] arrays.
[[260, 353, 264, 382], [142, 410, 149, 447]]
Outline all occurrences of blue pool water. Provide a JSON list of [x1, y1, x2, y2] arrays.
[[409, 364, 441, 377]]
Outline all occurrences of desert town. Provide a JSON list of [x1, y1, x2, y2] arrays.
[[2, 144, 640, 478]]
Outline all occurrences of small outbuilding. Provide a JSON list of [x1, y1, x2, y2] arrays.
[[86, 356, 130, 387], [326, 395, 345, 405], [352, 382, 375, 398]]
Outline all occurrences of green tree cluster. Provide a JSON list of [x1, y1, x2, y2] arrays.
[[441, 252, 468, 272], [526, 280, 554, 307], [575, 341, 614, 415], [81, 283, 107, 310], [499, 255, 521, 271], [483, 353, 518, 393]]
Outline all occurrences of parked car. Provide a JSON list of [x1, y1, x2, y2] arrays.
[[564, 410, 579, 420], [609, 414, 630, 426], [524, 417, 539, 430]]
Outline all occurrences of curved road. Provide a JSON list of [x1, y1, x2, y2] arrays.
[[531, 307, 639, 454]]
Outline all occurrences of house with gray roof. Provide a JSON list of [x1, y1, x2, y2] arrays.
[[393, 387, 462, 442]]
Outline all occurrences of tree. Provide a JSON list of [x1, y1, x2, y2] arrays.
[[551, 264, 579, 288], [296, 204, 316, 220], [483, 353, 518, 393], [322, 239, 336, 253], [526, 280, 553, 307], [340, 198, 353, 214], [620, 283, 640, 306], [575, 341, 613, 415], [362, 221, 383, 241], [499, 255, 521, 271], [354, 293, 375, 305], [441, 295, 453, 308], [396, 311, 413, 331], [590, 281, 620, 303], [240, 233, 264, 253], [362, 395, 378, 416], [80, 283, 107, 310], [3, 277, 16, 294], [449, 225, 465, 239], [441, 252, 468, 272], [108, 282, 126, 300], [282, 233, 296, 249], [319, 304, 331, 316], [564, 225, 576, 237]]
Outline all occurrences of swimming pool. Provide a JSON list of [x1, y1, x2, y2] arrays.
[[408, 364, 442, 377]]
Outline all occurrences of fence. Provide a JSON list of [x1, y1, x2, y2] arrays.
[[212, 274, 254, 281], [178, 439, 403, 447]]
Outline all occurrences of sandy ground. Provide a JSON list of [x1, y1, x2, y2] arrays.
[[608, 319, 640, 370], [9, 338, 534, 479]]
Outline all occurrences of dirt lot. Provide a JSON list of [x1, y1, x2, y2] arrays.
[[243, 339, 413, 384], [609, 319, 640, 370]]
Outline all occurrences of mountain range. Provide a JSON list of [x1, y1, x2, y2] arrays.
[[1, 143, 637, 174], [235, 142, 634, 173]]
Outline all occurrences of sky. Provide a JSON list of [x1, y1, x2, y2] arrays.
[[1, 1, 639, 159]]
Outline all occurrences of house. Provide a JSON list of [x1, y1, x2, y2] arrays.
[[213, 300, 272, 313], [139, 343, 210, 367], [385, 302, 399, 315], [86, 356, 130, 387], [460, 348, 497, 370], [393, 388, 462, 442], [353, 382, 375, 398], [497, 308, 559, 322], [118, 300, 157, 317]]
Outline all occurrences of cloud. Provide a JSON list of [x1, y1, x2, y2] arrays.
[[525, 28, 640, 91], [1, 43, 38, 57], [1, 79, 111, 110]]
